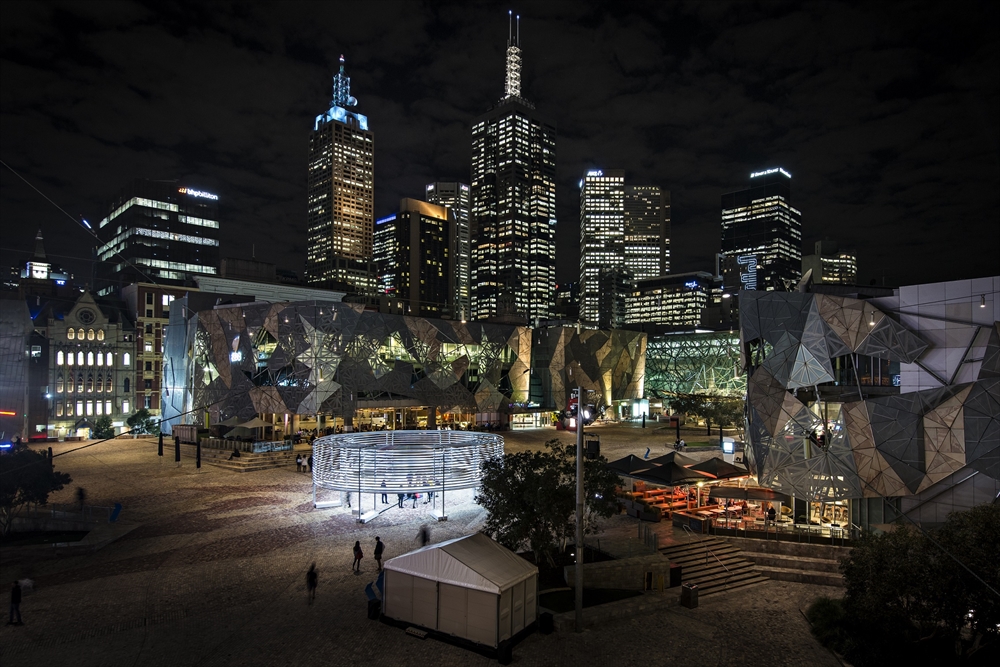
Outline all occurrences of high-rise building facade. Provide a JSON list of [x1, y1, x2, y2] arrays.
[[802, 239, 857, 285], [625, 185, 670, 280], [373, 199, 455, 318], [426, 182, 471, 320], [306, 56, 375, 292], [579, 170, 625, 325], [720, 167, 802, 292], [470, 16, 556, 324], [626, 271, 720, 329], [95, 179, 221, 296]]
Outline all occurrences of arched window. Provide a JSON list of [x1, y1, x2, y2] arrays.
[[67, 329, 75, 340], [105, 375, 113, 392], [57, 351, 64, 365], [77, 328, 84, 340], [77, 351, 84, 365], [124, 377, 130, 394], [56, 375, 64, 393], [123, 352, 131, 366], [87, 374, 94, 392], [56, 403, 64, 417], [87, 351, 95, 366], [106, 352, 113, 365], [87, 329, 95, 341], [67, 351, 74, 366], [96, 374, 103, 393], [77, 374, 84, 393], [97, 330, 105, 341]]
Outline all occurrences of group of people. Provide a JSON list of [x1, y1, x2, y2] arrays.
[[672, 439, 687, 450], [295, 454, 313, 473]]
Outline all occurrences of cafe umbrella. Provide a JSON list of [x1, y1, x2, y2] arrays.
[[605, 454, 653, 476], [645, 451, 698, 468], [688, 457, 749, 480], [632, 462, 711, 487]]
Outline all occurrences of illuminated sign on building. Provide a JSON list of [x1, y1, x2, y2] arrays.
[[737, 254, 758, 290], [749, 167, 792, 179], [684, 281, 699, 289], [178, 188, 219, 201]]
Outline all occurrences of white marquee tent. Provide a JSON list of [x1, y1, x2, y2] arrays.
[[382, 533, 538, 648]]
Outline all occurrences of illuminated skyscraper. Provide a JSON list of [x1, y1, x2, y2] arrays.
[[425, 182, 471, 320], [579, 170, 625, 326], [94, 179, 221, 296], [373, 199, 455, 318], [470, 14, 556, 323], [802, 239, 857, 285], [721, 167, 802, 292], [306, 56, 375, 292], [625, 185, 670, 279]]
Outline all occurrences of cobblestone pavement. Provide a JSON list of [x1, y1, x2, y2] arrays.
[[0, 427, 841, 667]]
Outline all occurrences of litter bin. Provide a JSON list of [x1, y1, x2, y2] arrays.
[[538, 612, 554, 635], [669, 563, 683, 588], [367, 598, 381, 619], [680, 582, 698, 609], [498, 640, 513, 665]]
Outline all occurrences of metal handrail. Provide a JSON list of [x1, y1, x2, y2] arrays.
[[681, 524, 698, 541], [705, 547, 734, 590]]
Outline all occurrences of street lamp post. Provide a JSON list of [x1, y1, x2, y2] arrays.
[[575, 384, 584, 633]]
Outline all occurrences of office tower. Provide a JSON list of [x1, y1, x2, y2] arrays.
[[306, 55, 375, 292], [802, 239, 857, 285], [426, 182, 471, 320], [579, 169, 625, 326], [470, 14, 556, 324], [95, 179, 221, 296], [626, 272, 720, 328], [373, 199, 455, 318], [625, 186, 670, 280], [720, 167, 802, 292]]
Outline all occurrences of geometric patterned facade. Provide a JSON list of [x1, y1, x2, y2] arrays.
[[741, 285, 1000, 511], [644, 332, 744, 399], [163, 301, 645, 430]]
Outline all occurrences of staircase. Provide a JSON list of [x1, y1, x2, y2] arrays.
[[660, 536, 768, 597], [176, 444, 300, 472], [722, 537, 848, 587]]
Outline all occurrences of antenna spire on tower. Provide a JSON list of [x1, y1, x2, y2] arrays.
[[504, 11, 522, 99]]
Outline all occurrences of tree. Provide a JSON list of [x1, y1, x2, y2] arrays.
[[475, 439, 620, 567], [126, 408, 159, 435], [0, 442, 72, 536], [93, 415, 115, 439]]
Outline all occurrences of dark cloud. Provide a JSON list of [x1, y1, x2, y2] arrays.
[[1, 0, 997, 290]]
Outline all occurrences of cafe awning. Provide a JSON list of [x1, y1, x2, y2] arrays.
[[688, 457, 749, 480], [605, 454, 652, 476], [709, 486, 791, 503], [633, 462, 710, 487], [645, 452, 698, 468]]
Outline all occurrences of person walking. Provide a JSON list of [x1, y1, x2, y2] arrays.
[[352, 541, 364, 572], [306, 563, 318, 604], [76, 487, 87, 511], [380, 480, 388, 504], [374, 537, 385, 572], [417, 525, 430, 548], [397, 493, 404, 508], [8, 580, 22, 626], [306, 454, 313, 474], [295, 454, 302, 473]]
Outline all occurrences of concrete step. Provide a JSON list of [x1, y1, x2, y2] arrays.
[[740, 552, 841, 573], [754, 565, 843, 587], [698, 574, 770, 598]]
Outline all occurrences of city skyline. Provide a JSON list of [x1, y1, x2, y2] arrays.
[[1, 2, 998, 291]]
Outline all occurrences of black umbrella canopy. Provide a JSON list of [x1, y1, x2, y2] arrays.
[[633, 462, 711, 487], [709, 487, 791, 503], [646, 452, 698, 468], [688, 457, 749, 480], [605, 454, 653, 476]]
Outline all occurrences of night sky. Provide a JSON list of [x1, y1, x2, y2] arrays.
[[2, 1, 998, 290]]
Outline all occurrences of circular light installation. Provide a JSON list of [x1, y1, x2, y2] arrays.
[[312, 431, 503, 495]]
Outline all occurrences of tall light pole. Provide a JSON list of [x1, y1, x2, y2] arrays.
[[575, 384, 584, 633]]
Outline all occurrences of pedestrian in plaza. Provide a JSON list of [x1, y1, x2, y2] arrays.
[[374, 536, 385, 571], [295, 454, 302, 472], [306, 563, 318, 604], [76, 487, 87, 510], [411, 493, 418, 509], [767, 505, 776, 524], [380, 480, 388, 504], [7, 580, 22, 626], [397, 493, 404, 508], [352, 541, 364, 572], [306, 455, 313, 474], [417, 525, 430, 548]]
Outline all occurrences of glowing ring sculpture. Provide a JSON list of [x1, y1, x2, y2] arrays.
[[312, 431, 504, 495]]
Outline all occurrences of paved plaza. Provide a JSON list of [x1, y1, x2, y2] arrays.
[[1, 425, 842, 666]]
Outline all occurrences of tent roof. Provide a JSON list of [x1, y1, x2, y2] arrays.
[[383, 532, 537, 595], [633, 462, 710, 486], [688, 457, 749, 480], [645, 451, 698, 468], [709, 486, 791, 502], [605, 454, 652, 476], [236, 417, 271, 428]]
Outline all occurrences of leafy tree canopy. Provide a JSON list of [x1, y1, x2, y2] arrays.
[[0, 442, 72, 536], [126, 408, 159, 436], [475, 439, 620, 567], [93, 415, 115, 440]]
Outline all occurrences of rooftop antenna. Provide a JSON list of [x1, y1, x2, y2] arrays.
[[504, 11, 522, 99]]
